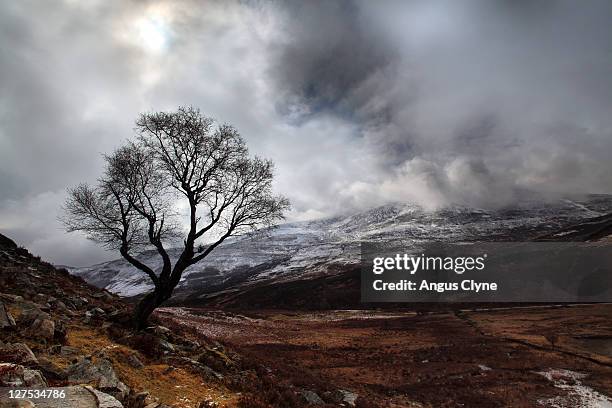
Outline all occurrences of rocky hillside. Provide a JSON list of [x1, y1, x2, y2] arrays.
[[1, 233, 351, 408]]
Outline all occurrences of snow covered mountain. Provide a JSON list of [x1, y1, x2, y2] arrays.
[[69, 195, 612, 301]]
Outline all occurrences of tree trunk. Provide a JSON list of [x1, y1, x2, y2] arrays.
[[132, 289, 168, 330], [132, 262, 189, 330]]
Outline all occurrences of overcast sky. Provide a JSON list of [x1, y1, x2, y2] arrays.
[[1, 0, 612, 266]]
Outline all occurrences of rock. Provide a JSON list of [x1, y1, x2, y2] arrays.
[[150, 325, 171, 338], [66, 357, 129, 402], [50, 299, 72, 315], [0, 385, 123, 408], [0, 300, 16, 328], [53, 320, 67, 343], [84, 307, 106, 323], [0, 399, 36, 407], [59, 346, 81, 356], [91, 307, 106, 315], [58, 386, 103, 408], [338, 390, 358, 407], [162, 356, 223, 380], [86, 386, 124, 408], [37, 357, 67, 381], [199, 400, 220, 408], [126, 353, 144, 369], [14, 300, 40, 316], [92, 292, 114, 302], [179, 337, 200, 351], [29, 318, 55, 341], [197, 346, 237, 372], [124, 390, 149, 408], [18, 303, 50, 326], [0, 343, 38, 365], [128, 333, 163, 358], [158, 339, 175, 353], [68, 296, 89, 309], [33, 293, 49, 305], [0, 363, 47, 387], [301, 390, 324, 405], [0, 293, 23, 303], [48, 344, 61, 354]]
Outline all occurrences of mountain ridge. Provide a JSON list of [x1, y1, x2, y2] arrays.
[[68, 196, 612, 304]]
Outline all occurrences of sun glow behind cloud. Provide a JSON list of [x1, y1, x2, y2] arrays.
[[134, 15, 169, 53], [117, 5, 173, 55]]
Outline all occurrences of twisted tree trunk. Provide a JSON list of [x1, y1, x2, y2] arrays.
[[132, 261, 189, 330], [133, 291, 165, 330]]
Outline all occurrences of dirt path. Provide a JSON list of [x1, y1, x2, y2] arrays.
[[157, 306, 612, 407]]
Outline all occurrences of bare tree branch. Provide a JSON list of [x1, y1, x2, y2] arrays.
[[63, 106, 290, 329]]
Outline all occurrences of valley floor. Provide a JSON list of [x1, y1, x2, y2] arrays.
[[156, 304, 612, 408]]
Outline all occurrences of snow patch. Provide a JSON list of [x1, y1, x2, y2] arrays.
[[536, 368, 612, 408]]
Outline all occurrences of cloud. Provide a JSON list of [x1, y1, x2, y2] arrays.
[[1, 0, 612, 265]]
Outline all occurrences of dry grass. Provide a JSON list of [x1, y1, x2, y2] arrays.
[[56, 325, 239, 408]]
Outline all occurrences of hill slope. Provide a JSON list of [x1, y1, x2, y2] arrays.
[[0, 233, 273, 407], [69, 196, 612, 306]]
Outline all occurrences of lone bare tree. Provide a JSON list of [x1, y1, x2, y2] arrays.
[[63, 106, 289, 329]]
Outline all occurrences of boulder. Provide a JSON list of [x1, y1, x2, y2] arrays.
[[127, 353, 144, 369], [59, 346, 81, 356], [67, 296, 89, 309], [0, 363, 47, 387], [324, 389, 359, 406], [127, 333, 163, 358], [197, 346, 237, 372], [0, 385, 124, 408], [55, 386, 103, 408], [0, 293, 23, 303], [0, 343, 38, 365], [158, 339, 175, 353], [66, 357, 129, 402], [20, 305, 50, 326], [0, 399, 36, 407], [53, 320, 67, 343], [50, 299, 72, 315], [37, 357, 67, 381], [124, 390, 149, 408], [199, 400, 220, 408], [162, 356, 223, 380], [33, 293, 49, 306], [84, 307, 106, 323], [0, 301, 16, 328], [147, 325, 171, 339], [85, 386, 124, 408], [338, 390, 358, 407], [301, 390, 324, 405], [29, 318, 55, 341]]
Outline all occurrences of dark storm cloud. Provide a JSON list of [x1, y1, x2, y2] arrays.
[[1, 0, 611, 265], [271, 0, 397, 122], [270, 0, 612, 207]]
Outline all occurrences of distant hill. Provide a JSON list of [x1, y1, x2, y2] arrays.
[[68, 195, 612, 308]]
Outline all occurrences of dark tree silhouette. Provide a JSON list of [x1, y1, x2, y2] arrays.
[[63, 106, 289, 329]]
